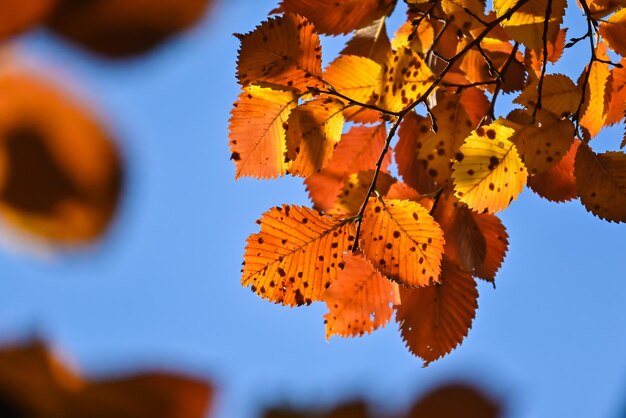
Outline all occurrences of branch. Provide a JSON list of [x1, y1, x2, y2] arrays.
[[309, 86, 401, 117], [482, 42, 520, 125]]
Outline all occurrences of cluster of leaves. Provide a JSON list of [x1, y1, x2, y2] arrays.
[[0, 341, 212, 418], [0, 0, 213, 246], [230, 0, 626, 364], [265, 382, 501, 418]]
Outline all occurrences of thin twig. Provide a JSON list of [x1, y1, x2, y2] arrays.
[[482, 42, 520, 125], [533, 0, 553, 118]]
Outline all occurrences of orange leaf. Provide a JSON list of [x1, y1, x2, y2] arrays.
[[395, 111, 437, 194], [229, 84, 298, 179], [0, 0, 55, 40], [327, 171, 396, 218], [305, 124, 390, 211], [574, 144, 626, 223], [599, 8, 626, 56], [341, 17, 391, 64], [242, 205, 356, 306], [324, 252, 400, 339], [605, 60, 626, 126], [360, 197, 445, 287], [527, 139, 579, 202], [285, 98, 345, 177], [0, 341, 213, 418], [0, 72, 123, 245], [47, 0, 212, 57], [506, 109, 575, 175], [236, 13, 324, 92], [433, 194, 508, 282], [272, 0, 396, 35], [396, 259, 478, 365], [514, 74, 581, 116], [579, 46, 611, 138]]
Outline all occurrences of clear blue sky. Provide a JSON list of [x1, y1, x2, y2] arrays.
[[0, 1, 625, 417]]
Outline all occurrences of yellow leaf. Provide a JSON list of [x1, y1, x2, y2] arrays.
[[574, 144, 626, 223], [323, 55, 383, 123], [391, 19, 435, 55], [285, 98, 345, 177], [395, 259, 478, 366], [514, 74, 581, 116], [236, 13, 324, 92], [324, 252, 400, 339], [272, 0, 396, 35], [228, 84, 297, 179], [327, 171, 396, 217], [452, 122, 527, 213], [378, 47, 437, 113], [360, 197, 445, 287], [493, 0, 566, 52], [242, 205, 356, 306], [579, 50, 611, 138]]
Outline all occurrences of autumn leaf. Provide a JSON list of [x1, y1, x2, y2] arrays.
[[527, 139, 580, 202], [395, 111, 437, 194], [324, 252, 400, 339], [392, 19, 435, 56], [0, 72, 122, 245], [47, 0, 212, 57], [407, 383, 502, 418], [514, 74, 581, 116], [285, 98, 345, 176], [433, 194, 508, 283], [360, 197, 445, 287], [452, 122, 527, 213], [506, 109, 575, 175], [579, 48, 612, 139], [599, 8, 626, 56], [229, 84, 297, 179], [236, 13, 323, 92], [0, 0, 55, 40], [341, 17, 391, 64], [396, 259, 478, 366], [605, 60, 626, 126], [378, 47, 437, 113], [272, 0, 396, 35], [323, 55, 383, 123], [574, 144, 626, 222], [327, 171, 396, 217], [0, 341, 213, 418], [242, 205, 356, 306]]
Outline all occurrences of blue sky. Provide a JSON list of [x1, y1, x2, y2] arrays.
[[0, 1, 625, 417]]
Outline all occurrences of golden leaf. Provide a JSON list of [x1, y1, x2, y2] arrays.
[[327, 171, 396, 217], [285, 98, 345, 177], [242, 205, 356, 306], [579, 47, 611, 138], [452, 121, 527, 213], [324, 252, 400, 339], [514, 74, 581, 116], [599, 8, 626, 56], [229, 84, 297, 179], [360, 197, 445, 287]]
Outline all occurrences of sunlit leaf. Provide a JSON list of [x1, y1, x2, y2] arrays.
[[327, 171, 396, 217], [360, 197, 445, 287], [242, 205, 356, 306], [395, 111, 437, 194], [599, 8, 626, 56], [514, 74, 581, 116], [324, 252, 400, 339], [527, 139, 579, 202], [341, 17, 391, 64], [452, 122, 527, 213], [229, 84, 297, 179]]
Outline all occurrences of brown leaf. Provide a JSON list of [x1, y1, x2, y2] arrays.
[[395, 111, 437, 194], [396, 259, 478, 366], [527, 139, 579, 202], [341, 17, 391, 64], [0, 0, 55, 40], [407, 383, 502, 418], [47, 0, 212, 57]]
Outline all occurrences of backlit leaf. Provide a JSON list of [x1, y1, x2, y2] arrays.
[[242, 205, 356, 306], [341, 17, 391, 64], [395, 111, 437, 194], [396, 259, 478, 366], [360, 197, 445, 287], [527, 139, 579, 202], [452, 122, 527, 213], [285, 98, 345, 177], [327, 171, 396, 217], [47, 0, 212, 57], [599, 8, 626, 56], [574, 144, 626, 222], [580, 45, 611, 138], [324, 252, 400, 339], [0, 72, 122, 245], [305, 124, 389, 211], [236, 13, 323, 92], [272, 0, 396, 35], [605, 61, 626, 126], [378, 47, 437, 113], [514, 74, 581, 116], [229, 84, 297, 179]]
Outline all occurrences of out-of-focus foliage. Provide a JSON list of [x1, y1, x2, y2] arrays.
[[230, 0, 626, 364], [0, 341, 213, 418], [262, 381, 502, 418], [0, 0, 56, 39]]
